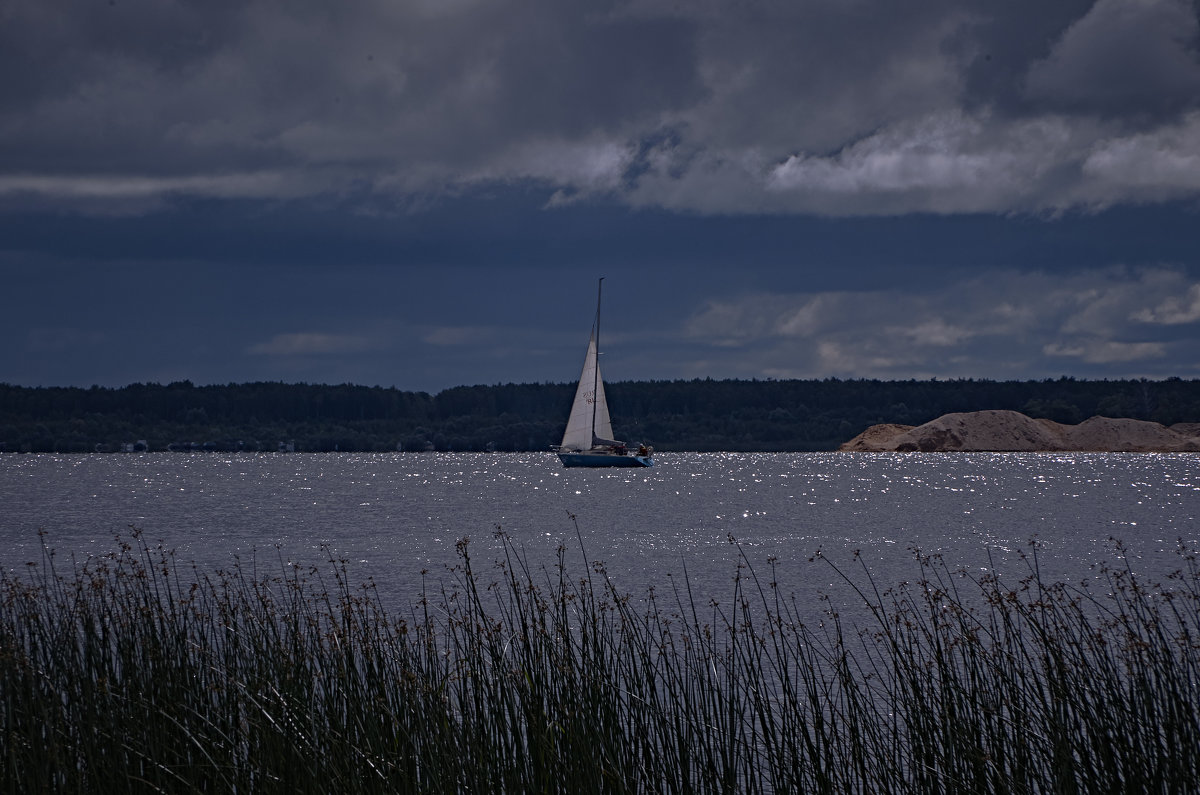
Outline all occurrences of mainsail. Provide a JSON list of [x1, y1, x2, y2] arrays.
[[559, 331, 616, 451]]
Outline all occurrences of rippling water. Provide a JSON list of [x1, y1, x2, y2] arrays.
[[2, 452, 1197, 615]]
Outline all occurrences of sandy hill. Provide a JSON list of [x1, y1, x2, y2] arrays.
[[841, 410, 1200, 452]]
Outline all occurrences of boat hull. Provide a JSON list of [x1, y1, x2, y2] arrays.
[[557, 452, 654, 468]]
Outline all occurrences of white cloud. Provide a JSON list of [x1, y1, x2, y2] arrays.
[[247, 333, 371, 356], [681, 267, 1200, 379], [684, 294, 839, 346], [1043, 339, 1165, 363], [763, 111, 1040, 213], [467, 137, 637, 202], [628, 108, 1200, 215], [0, 171, 321, 212], [421, 326, 498, 346], [27, 326, 107, 353], [894, 319, 975, 347], [1133, 283, 1200, 324], [1079, 113, 1200, 201]]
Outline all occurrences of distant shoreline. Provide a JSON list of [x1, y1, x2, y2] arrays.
[[4, 378, 1200, 453]]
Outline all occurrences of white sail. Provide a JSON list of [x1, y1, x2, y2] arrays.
[[593, 361, 615, 444], [560, 332, 616, 450]]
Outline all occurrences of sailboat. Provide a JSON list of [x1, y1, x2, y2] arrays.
[[554, 279, 654, 468]]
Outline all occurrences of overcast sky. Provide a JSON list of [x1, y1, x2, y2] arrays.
[[4, 0, 1200, 392]]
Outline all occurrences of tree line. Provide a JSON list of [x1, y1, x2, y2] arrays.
[[2, 377, 1199, 453]]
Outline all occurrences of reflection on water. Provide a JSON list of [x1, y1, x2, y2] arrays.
[[2, 452, 1197, 615]]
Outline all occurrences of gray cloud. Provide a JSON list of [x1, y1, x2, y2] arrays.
[[420, 326, 501, 346], [1025, 0, 1200, 119], [1132, 282, 1200, 324], [246, 332, 373, 356], [681, 267, 1200, 379], [5, 0, 1200, 216]]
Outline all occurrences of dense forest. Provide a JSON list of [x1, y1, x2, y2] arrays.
[[2, 377, 1200, 453]]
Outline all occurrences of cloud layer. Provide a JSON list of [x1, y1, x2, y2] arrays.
[[4, 1, 1200, 391], [5, 0, 1200, 216], [682, 267, 1200, 380]]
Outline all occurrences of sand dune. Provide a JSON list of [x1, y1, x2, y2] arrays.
[[840, 410, 1200, 452]]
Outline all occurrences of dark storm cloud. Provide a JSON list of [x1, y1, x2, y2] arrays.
[[1024, 0, 1200, 120], [0, 0, 703, 204], [4, 0, 1200, 215], [4, 1, 1200, 390]]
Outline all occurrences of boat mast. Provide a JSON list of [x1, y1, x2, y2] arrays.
[[592, 277, 603, 444]]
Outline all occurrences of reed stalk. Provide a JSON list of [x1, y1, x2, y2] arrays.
[[2, 526, 1197, 793]]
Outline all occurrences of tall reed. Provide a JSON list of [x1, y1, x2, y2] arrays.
[[2, 526, 1197, 793]]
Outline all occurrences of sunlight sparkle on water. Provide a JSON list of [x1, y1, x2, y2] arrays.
[[2, 451, 1198, 615]]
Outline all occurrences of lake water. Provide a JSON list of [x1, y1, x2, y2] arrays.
[[2, 452, 1197, 619]]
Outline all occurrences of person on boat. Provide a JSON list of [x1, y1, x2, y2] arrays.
[[637, 444, 648, 457]]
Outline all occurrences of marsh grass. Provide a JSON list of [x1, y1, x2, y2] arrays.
[[2, 525, 1198, 793]]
